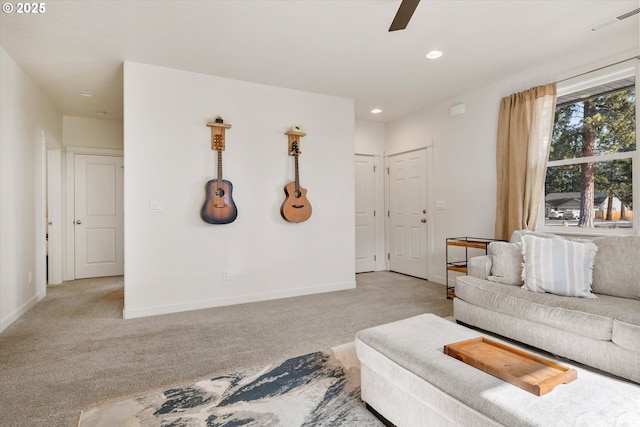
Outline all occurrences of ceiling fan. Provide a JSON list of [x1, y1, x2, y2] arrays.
[[389, 0, 421, 31]]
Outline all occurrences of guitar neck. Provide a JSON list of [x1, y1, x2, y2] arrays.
[[217, 149, 223, 184], [294, 154, 300, 192]]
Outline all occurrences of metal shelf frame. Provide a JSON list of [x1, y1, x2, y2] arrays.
[[446, 237, 503, 299]]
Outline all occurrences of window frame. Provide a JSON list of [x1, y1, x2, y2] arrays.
[[538, 59, 639, 237]]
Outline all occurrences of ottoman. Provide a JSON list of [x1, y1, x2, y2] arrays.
[[355, 314, 640, 427]]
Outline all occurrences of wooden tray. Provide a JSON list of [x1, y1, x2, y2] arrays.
[[444, 337, 577, 396]]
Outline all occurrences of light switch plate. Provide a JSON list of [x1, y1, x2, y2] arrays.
[[149, 200, 164, 213]]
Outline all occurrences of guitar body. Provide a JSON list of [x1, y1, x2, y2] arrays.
[[202, 179, 238, 224], [281, 181, 312, 223]]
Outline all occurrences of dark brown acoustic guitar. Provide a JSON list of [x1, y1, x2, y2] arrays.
[[281, 141, 312, 223], [201, 134, 237, 224]]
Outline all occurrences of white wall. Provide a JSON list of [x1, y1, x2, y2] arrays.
[[123, 61, 355, 318], [0, 48, 62, 332], [355, 120, 385, 155], [63, 116, 123, 149]]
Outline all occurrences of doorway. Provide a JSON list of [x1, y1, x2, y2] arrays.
[[46, 146, 62, 284], [73, 154, 124, 279], [388, 149, 429, 279], [355, 154, 377, 273]]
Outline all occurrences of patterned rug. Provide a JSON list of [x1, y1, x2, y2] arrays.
[[78, 343, 382, 426]]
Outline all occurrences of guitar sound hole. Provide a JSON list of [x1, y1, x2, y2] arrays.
[[215, 188, 225, 197], [294, 191, 302, 198]]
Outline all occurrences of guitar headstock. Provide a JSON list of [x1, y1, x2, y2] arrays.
[[212, 134, 225, 151], [291, 140, 301, 156]]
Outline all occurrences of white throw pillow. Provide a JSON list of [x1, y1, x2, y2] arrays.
[[521, 235, 598, 298], [487, 242, 523, 285]]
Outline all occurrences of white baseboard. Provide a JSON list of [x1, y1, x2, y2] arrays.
[[0, 291, 45, 333], [123, 280, 356, 320], [430, 274, 446, 285]]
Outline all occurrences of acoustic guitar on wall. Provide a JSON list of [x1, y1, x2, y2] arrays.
[[201, 133, 238, 224], [281, 140, 312, 223]]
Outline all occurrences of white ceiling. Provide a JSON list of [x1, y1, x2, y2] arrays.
[[1, 0, 638, 123]]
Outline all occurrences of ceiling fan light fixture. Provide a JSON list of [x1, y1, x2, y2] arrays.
[[425, 50, 443, 60], [371, 108, 382, 114]]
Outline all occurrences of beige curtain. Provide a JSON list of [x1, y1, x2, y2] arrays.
[[495, 83, 557, 241]]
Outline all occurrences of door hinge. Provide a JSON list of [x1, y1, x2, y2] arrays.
[[386, 167, 390, 175], [374, 255, 377, 261], [387, 253, 390, 260], [373, 165, 376, 173], [373, 210, 376, 217], [387, 210, 390, 217]]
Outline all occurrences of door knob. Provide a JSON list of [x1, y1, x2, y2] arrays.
[[75, 220, 82, 224], [421, 218, 427, 223]]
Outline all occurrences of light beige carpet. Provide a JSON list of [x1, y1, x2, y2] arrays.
[[0, 272, 452, 426]]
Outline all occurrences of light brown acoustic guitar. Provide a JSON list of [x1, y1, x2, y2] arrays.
[[281, 141, 312, 223], [201, 134, 238, 224]]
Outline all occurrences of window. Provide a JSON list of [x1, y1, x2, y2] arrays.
[[542, 61, 638, 234]]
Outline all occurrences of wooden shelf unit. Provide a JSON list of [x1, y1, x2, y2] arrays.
[[446, 237, 501, 299]]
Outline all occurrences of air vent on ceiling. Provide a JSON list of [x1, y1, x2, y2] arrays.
[[587, 7, 640, 31]]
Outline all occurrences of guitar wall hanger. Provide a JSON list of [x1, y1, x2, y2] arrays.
[[206, 120, 232, 150], [286, 127, 306, 155]]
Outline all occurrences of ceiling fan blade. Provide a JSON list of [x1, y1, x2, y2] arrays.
[[389, 0, 421, 31]]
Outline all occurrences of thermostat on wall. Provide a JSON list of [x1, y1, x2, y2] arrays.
[[449, 103, 465, 117]]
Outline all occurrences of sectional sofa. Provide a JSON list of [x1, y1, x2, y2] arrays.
[[454, 231, 640, 384]]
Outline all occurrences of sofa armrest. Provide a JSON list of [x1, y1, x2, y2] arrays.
[[467, 255, 492, 280]]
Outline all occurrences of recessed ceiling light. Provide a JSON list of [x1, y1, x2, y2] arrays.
[[425, 50, 443, 60], [95, 110, 107, 117], [371, 108, 382, 114], [79, 91, 94, 97]]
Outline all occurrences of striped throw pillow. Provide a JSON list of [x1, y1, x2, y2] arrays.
[[521, 235, 598, 298]]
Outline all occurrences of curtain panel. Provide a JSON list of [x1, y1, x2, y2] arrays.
[[495, 83, 557, 241]]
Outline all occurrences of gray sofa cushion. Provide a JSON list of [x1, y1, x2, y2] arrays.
[[510, 230, 562, 243], [487, 242, 523, 285], [613, 319, 640, 352], [592, 236, 640, 300], [468, 255, 492, 280], [456, 275, 640, 342]]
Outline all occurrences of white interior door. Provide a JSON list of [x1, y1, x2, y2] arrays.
[[46, 147, 62, 284], [388, 149, 428, 279], [355, 155, 376, 273], [74, 154, 124, 278]]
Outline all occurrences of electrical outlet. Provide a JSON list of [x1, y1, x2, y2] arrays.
[[222, 270, 230, 280]]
